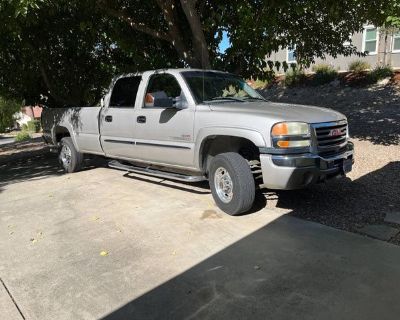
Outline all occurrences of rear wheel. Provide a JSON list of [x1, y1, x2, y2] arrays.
[[209, 152, 255, 215], [59, 137, 83, 173]]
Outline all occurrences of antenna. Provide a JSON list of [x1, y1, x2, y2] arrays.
[[201, 43, 205, 101], [202, 45, 205, 102]]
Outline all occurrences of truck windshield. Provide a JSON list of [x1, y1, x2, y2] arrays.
[[181, 71, 266, 104]]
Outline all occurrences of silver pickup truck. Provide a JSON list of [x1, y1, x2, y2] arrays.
[[42, 69, 354, 215]]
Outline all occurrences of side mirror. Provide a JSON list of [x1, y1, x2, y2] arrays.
[[146, 91, 174, 108], [173, 95, 188, 110], [100, 97, 105, 108]]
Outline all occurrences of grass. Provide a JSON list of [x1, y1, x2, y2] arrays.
[[311, 64, 338, 85], [284, 68, 306, 87], [368, 65, 394, 83], [349, 60, 371, 73], [15, 130, 31, 142]]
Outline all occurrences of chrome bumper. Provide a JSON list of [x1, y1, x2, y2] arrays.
[[259, 142, 354, 190]]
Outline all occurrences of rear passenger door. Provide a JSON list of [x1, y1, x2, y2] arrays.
[[100, 76, 141, 159]]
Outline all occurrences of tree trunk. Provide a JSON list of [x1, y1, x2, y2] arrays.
[[156, 0, 199, 67], [179, 0, 211, 68], [383, 31, 388, 66]]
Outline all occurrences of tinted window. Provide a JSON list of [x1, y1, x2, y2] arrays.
[[110, 76, 141, 107], [182, 71, 264, 104], [146, 74, 182, 99], [144, 74, 185, 108]]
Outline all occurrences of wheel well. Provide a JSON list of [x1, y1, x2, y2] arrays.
[[200, 136, 260, 174], [54, 126, 71, 144]]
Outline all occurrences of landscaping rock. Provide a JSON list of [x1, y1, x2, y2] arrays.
[[357, 224, 399, 241], [377, 77, 390, 86]]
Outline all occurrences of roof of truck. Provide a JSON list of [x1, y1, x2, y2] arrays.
[[119, 68, 230, 77], [112, 69, 232, 85]]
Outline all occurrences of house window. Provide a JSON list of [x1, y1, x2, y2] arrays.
[[362, 26, 378, 55], [287, 45, 296, 63], [393, 31, 400, 53]]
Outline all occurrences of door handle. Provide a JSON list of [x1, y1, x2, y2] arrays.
[[105, 115, 113, 122], [137, 116, 146, 123]]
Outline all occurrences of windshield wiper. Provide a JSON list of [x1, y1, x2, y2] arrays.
[[241, 96, 267, 102], [204, 96, 245, 103]]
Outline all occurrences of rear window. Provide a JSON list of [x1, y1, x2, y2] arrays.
[[110, 76, 142, 107]]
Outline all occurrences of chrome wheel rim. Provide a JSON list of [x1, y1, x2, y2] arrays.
[[214, 167, 233, 203], [59, 144, 72, 169]]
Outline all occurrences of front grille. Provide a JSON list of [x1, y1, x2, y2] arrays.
[[312, 120, 348, 153]]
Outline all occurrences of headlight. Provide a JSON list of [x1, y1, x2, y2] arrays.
[[271, 122, 310, 148]]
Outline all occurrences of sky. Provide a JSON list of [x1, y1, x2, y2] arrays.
[[218, 31, 230, 53]]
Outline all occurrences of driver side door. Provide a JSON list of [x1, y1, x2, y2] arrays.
[[133, 72, 195, 168]]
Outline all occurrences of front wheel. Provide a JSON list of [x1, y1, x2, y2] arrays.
[[209, 152, 255, 215], [59, 137, 83, 173]]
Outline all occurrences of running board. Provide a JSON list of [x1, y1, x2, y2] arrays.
[[108, 160, 207, 183]]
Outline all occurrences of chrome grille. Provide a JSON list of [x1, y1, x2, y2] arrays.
[[312, 120, 348, 153]]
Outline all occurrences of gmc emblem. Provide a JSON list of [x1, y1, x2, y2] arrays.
[[329, 128, 342, 136]]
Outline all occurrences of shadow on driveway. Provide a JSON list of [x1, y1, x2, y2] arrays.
[[0, 147, 106, 188], [101, 213, 400, 320], [269, 161, 400, 233], [98, 162, 400, 319], [0, 152, 63, 187]]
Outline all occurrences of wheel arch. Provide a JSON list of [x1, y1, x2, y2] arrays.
[[195, 128, 265, 173], [52, 125, 79, 151]]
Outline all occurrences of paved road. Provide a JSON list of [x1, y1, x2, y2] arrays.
[[0, 137, 14, 146], [1, 167, 400, 320]]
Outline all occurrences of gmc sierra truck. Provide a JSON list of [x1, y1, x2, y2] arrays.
[[42, 69, 354, 215]]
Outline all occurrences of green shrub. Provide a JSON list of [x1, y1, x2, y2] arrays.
[[368, 65, 394, 83], [349, 60, 371, 73], [15, 131, 31, 142], [311, 64, 338, 85], [252, 79, 269, 89], [284, 68, 306, 87], [0, 97, 21, 133], [21, 123, 28, 131], [27, 120, 41, 132]]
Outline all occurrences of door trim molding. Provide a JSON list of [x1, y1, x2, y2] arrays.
[[104, 139, 135, 145], [136, 141, 191, 150], [103, 139, 191, 150]]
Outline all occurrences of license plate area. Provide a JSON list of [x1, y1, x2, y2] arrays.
[[342, 158, 353, 174]]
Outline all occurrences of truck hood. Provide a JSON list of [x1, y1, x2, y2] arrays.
[[208, 101, 346, 124]]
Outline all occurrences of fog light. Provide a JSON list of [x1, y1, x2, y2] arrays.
[[276, 140, 310, 148]]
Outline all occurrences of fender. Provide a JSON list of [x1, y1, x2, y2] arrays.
[[194, 126, 267, 168], [50, 108, 81, 151]]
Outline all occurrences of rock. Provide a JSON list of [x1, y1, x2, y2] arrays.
[[377, 78, 390, 86], [384, 212, 400, 225], [357, 224, 399, 241], [330, 79, 340, 87]]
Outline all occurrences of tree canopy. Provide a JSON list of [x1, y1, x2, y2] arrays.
[[0, 0, 398, 107], [0, 97, 21, 132]]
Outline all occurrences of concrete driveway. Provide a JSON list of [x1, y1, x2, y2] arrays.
[[1, 160, 400, 320]]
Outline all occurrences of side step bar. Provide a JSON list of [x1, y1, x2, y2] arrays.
[[108, 160, 207, 183]]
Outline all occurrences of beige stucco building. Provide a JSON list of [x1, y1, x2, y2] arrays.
[[268, 25, 400, 72]]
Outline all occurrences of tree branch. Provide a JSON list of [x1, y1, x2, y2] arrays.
[[104, 6, 171, 42]]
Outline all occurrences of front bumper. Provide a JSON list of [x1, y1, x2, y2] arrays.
[[259, 142, 354, 190]]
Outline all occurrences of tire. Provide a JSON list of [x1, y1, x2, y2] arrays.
[[209, 152, 255, 215], [59, 137, 83, 173]]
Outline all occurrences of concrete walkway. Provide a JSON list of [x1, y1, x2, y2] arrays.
[[1, 168, 400, 320]]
